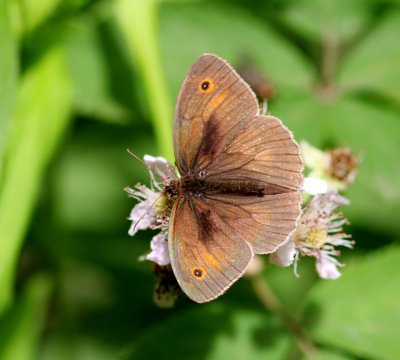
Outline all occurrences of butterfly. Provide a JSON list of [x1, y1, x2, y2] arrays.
[[162, 54, 303, 303]]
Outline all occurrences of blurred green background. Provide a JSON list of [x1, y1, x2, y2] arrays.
[[1, 0, 399, 359]]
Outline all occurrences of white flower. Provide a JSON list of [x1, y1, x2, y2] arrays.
[[144, 154, 178, 190], [302, 177, 328, 195], [270, 190, 354, 279], [316, 253, 342, 279], [126, 155, 177, 267], [126, 184, 159, 236], [141, 232, 170, 266], [301, 141, 358, 192], [270, 239, 296, 267]]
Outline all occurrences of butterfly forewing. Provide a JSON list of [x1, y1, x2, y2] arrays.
[[174, 54, 259, 174], [204, 115, 303, 191]]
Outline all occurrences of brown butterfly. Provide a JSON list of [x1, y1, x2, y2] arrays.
[[164, 54, 303, 303]]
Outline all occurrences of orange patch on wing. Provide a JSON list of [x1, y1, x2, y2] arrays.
[[204, 93, 226, 119], [202, 251, 222, 271], [209, 93, 226, 110]]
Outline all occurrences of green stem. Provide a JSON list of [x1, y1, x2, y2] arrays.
[[115, 0, 174, 161], [249, 274, 318, 358]]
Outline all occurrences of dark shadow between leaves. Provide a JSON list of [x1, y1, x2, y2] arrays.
[[97, 20, 140, 116]]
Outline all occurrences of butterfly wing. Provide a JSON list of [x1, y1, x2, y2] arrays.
[[168, 195, 253, 303], [173, 53, 303, 230], [170, 54, 303, 302], [174, 54, 259, 175], [173, 54, 302, 190], [201, 191, 302, 254], [204, 114, 303, 192]]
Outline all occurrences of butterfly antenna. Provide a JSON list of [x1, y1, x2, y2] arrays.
[[126, 149, 171, 190], [127, 149, 148, 169], [130, 192, 163, 235]]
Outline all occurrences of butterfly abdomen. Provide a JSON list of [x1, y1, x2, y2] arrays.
[[166, 176, 266, 197], [205, 180, 265, 197]]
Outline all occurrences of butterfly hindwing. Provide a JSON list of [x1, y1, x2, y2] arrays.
[[168, 195, 253, 303], [202, 191, 302, 254]]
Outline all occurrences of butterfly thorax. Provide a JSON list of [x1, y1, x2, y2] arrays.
[[165, 175, 266, 198]]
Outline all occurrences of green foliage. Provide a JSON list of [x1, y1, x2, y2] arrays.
[[307, 246, 400, 360], [116, 0, 174, 160], [0, 0, 399, 359], [338, 10, 400, 103], [12, 0, 62, 37], [126, 305, 293, 360], [0, 45, 72, 312], [0, 0, 18, 161], [158, 2, 313, 96], [0, 275, 53, 360], [66, 13, 135, 123]]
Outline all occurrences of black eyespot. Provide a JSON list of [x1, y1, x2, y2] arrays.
[[201, 81, 210, 91], [193, 268, 203, 278]]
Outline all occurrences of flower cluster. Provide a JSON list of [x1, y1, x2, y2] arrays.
[[270, 190, 354, 279], [125, 155, 180, 307], [125, 155, 177, 267], [270, 141, 358, 279], [301, 141, 358, 192]]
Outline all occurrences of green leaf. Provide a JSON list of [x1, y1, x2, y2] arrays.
[[159, 2, 313, 99], [41, 335, 116, 360], [265, 258, 318, 316], [115, 0, 174, 161], [0, 45, 72, 314], [280, 0, 370, 43], [0, 0, 18, 163], [12, 0, 61, 38], [273, 96, 400, 236], [51, 124, 155, 233], [314, 349, 355, 360], [306, 246, 400, 360], [271, 94, 331, 146], [124, 305, 292, 360], [209, 310, 292, 360], [338, 11, 400, 103], [66, 14, 136, 124], [0, 274, 53, 360]]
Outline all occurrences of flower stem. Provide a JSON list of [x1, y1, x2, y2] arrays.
[[249, 274, 318, 358]]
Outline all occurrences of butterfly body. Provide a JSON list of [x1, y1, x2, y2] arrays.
[[165, 176, 266, 198], [167, 54, 303, 303]]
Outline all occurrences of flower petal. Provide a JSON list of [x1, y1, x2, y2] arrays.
[[270, 239, 296, 267], [316, 253, 342, 279], [145, 232, 170, 266], [144, 154, 178, 184], [303, 177, 328, 195], [300, 141, 326, 169], [128, 198, 157, 236]]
